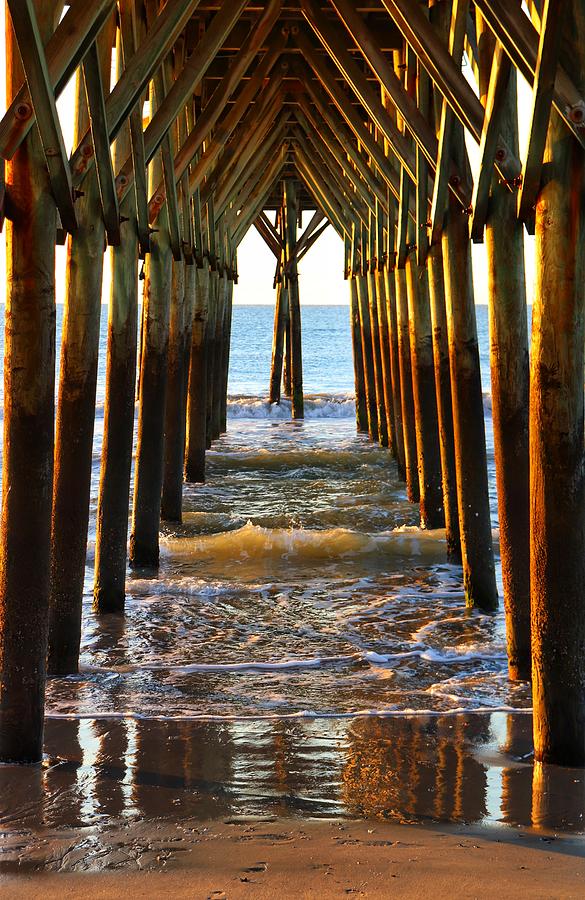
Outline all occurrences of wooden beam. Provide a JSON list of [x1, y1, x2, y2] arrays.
[[517, 0, 566, 224], [297, 220, 329, 263], [294, 107, 378, 216], [381, 0, 521, 183], [259, 210, 282, 249], [71, 0, 203, 186], [294, 148, 351, 239], [233, 148, 288, 246], [298, 85, 389, 212], [475, 0, 585, 148], [6, 0, 77, 233], [254, 216, 281, 258], [469, 42, 512, 242], [430, 0, 470, 244], [300, 0, 418, 183], [118, 0, 149, 256], [0, 0, 115, 160], [294, 208, 325, 256], [292, 33, 403, 202], [82, 42, 120, 246]]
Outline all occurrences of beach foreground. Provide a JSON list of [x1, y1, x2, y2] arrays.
[[2, 817, 584, 899]]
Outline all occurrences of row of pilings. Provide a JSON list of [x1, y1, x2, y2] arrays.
[[343, 5, 585, 768], [0, 15, 233, 762]]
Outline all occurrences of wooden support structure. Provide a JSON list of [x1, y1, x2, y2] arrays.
[[3, 0, 585, 770], [529, 0, 585, 765], [93, 30, 139, 614], [0, 0, 59, 763], [48, 26, 113, 677]]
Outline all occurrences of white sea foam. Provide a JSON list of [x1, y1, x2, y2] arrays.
[[227, 393, 356, 420]]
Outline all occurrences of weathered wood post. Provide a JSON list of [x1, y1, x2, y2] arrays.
[[366, 216, 389, 447], [269, 211, 288, 405], [0, 0, 59, 761], [48, 26, 113, 675], [185, 261, 210, 482], [441, 124, 497, 611], [356, 224, 379, 441], [395, 264, 419, 502], [405, 251, 444, 528], [206, 264, 219, 448], [349, 229, 368, 434], [383, 239, 407, 479], [93, 31, 140, 613], [283, 312, 292, 398], [374, 206, 397, 454], [219, 270, 234, 434], [129, 129, 172, 567], [211, 265, 227, 441], [284, 180, 304, 419], [530, 1, 585, 765], [161, 256, 186, 523], [477, 23, 530, 680], [427, 245, 460, 556]]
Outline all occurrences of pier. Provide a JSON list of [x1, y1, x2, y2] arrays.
[[0, 0, 584, 779]]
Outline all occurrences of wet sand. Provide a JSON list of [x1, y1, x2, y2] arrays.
[[2, 817, 584, 899]]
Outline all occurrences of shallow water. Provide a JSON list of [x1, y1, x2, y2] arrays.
[[4, 302, 581, 876]]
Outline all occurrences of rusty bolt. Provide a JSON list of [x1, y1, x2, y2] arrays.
[[14, 102, 32, 121], [118, 175, 128, 187], [569, 102, 585, 124], [450, 174, 461, 187], [73, 189, 84, 200], [495, 147, 506, 162], [82, 143, 94, 159]]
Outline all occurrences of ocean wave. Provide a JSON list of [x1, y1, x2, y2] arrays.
[[161, 521, 448, 563], [227, 393, 356, 420], [45, 706, 530, 722]]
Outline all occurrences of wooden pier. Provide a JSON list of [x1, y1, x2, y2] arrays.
[[0, 0, 584, 767]]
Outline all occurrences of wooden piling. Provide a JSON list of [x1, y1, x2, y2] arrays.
[[478, 35, 530, 679], [284, 180, 304, 419], [356, 268, 379, 442], [405, 252, 444, 529], [349, 276, 368, 433], [185, 263, 210, 482], [375, 264, 396, 454], [530, 1, 585, 765], [383, 261, 406, 479], [283, 312, 292, 398], [93, 25, 139, 614], [395, 266, 419, 502], [161, 257, 187, 523], [269, 278, 289, 404], [211, 268, 228, 440], [441, 126, 497, 612], [0, 0, 59, 762], [219, 275, 234, 434], [48, 27, 112, 675], [366, 235, 389, 447], [427, 244, 460, 557], [129, 141, 172, 567]]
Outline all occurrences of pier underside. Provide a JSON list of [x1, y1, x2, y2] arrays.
[[0, 0, 584, 783]]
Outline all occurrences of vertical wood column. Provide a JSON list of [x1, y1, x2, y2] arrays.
[[129, 133, 172, 568], [269, 212, 288, 405], [0, 0, 59, 762], [530, 1, 585, 765], [427, 244, 460, 556], [93, 32, 139, 613], [161, 257, 187, 523], [375, 264, 396, 454], [185, 262, 209, 482], [349, 274, 368, 434], [395, 266, 419, 502], [406, 252, 444, 528], [284, 180, 304, 419], [211, 268, 227, 440], [205, 266, 219, 448], [478, 33, 530, 680], [367, 223, 389, 447], [220, 274, 234, 434], [48, 26, 112, 675], [356, 222, 378, 441], [441, 125, 497, 611], [384, 259, 406, 479]]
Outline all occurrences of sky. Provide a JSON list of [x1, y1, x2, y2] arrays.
[[0, 5, 536, 307]]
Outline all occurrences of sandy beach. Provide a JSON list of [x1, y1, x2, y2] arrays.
[[2, 817, 584, 899]]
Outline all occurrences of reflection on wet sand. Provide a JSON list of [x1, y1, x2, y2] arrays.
[[1, 711, 583, 873]]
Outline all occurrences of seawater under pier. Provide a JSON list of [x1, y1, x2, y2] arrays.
[[0, 0, 585, 809]]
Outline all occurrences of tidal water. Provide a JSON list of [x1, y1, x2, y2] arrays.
[[3, 301, 583, 875]]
